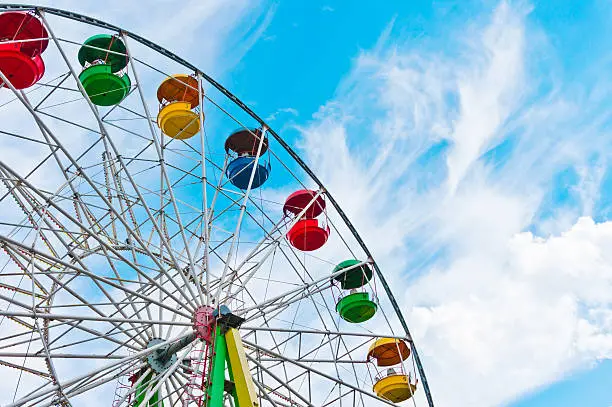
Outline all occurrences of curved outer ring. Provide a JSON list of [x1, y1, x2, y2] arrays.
[[0, 4, 435, 406]]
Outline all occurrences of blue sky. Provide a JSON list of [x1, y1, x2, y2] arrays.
[[513, 360, 612, 407], [1, 0, 610, 405]]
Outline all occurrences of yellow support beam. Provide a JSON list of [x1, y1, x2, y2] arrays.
[[225, 328, 259, 407]]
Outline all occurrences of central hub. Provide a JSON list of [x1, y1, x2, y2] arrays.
[[146, 338, 177, 374], [145, 305, 244, 374], [193, 305, 215, 342]]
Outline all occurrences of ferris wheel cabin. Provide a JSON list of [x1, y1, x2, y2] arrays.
[[225, 128, 271, 190], [0, 12, 48, 89], [368, 338, 417, 402], [77, 34, 130, 106], [336, 291, 377, 323], [284, 189, 330, 251], [374, 373, 418, 403], [332, 259, 378, 323], [156, 74, 202, 139]]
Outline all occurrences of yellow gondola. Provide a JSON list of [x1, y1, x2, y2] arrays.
[[373, 370, 418, 403], [156, 74, 202, 139], [368, 337, 417, 403]]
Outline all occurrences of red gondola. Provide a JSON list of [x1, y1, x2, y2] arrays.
[[0, 12, 48, 89], [284, 189, 330, 251]]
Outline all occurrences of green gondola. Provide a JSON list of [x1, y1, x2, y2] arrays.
[[78, 34, 130, 106], [336, 292, 378, 323]]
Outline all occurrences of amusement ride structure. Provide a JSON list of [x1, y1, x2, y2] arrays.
[[0, 5, 434, 407]]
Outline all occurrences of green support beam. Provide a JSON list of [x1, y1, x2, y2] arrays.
[[207, 326, 228, 406]]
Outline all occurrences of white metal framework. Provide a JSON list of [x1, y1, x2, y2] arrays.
[[0, 4, 434, 407]]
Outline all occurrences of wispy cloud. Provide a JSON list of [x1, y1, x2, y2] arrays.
[[266, 106, 299, 122]]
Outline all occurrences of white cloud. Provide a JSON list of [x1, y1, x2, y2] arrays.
[[408, 217, 612, 406], [446, 1, 526, 193], [266, 106, 299, 122], [293, 1, 612, 406]]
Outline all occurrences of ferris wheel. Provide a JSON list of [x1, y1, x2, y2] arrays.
[[0, 5, 434, 407]]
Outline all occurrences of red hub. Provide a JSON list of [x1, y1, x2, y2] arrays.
[[193, 305, 215, 342]]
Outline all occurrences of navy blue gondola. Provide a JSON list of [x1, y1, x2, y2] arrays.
[[226, 156, 270, 189], [226, 155, 271, 190], [225, 127, 271, 190]]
